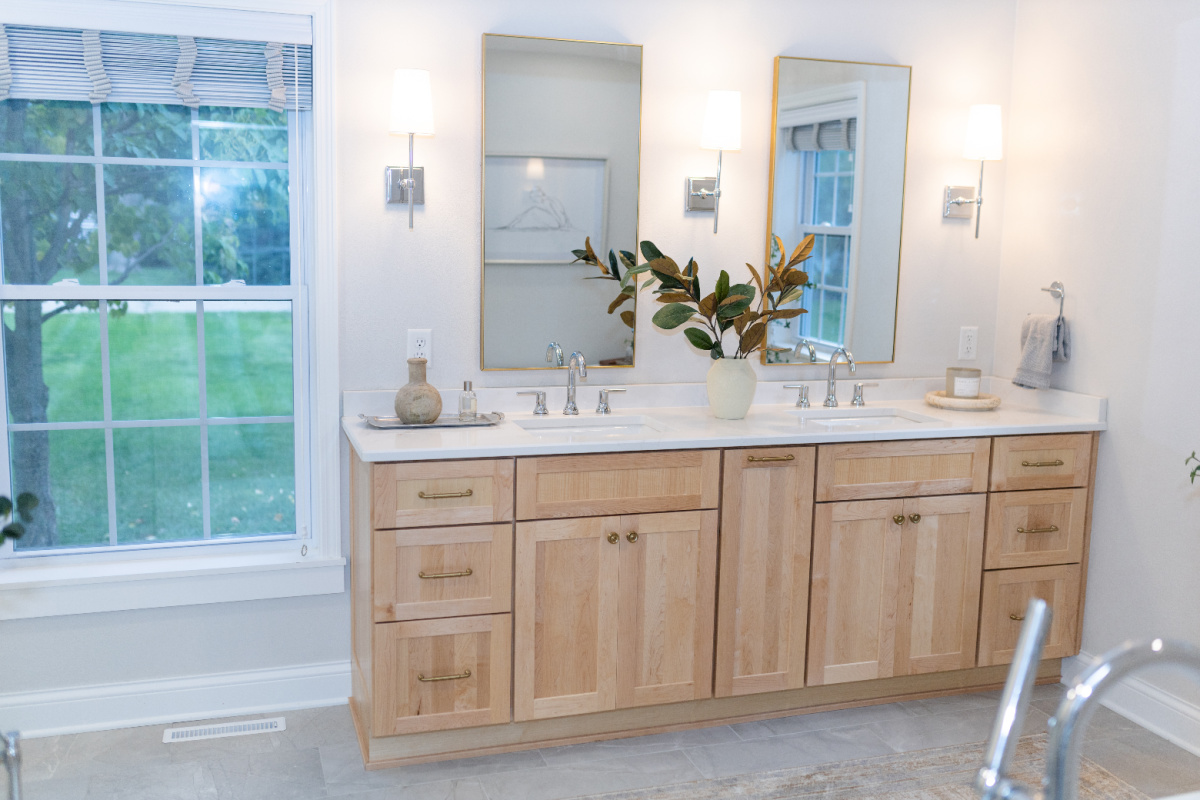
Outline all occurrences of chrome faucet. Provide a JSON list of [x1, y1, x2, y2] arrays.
[[824, 347, 855, 407], [564, 351, 587, 415], [977, 600, 1200, 800], [793, 339, 818, 362], [2, 730, 21, 800], [545, 341, 564, 367]]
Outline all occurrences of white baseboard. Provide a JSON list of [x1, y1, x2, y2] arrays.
[[0, 660, 351, 738], [1064, 652, 1200, 757]]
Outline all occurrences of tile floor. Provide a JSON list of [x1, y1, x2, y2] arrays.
[[8, 684, 1200, 800]]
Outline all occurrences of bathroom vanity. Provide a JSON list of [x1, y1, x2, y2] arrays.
[[342, 382, 1105, 768]]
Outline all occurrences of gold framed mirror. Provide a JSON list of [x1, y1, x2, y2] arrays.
[[480, 34, 643, 371], [762, 56, 911, 366]]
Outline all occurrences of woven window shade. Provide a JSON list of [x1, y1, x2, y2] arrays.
[[787, 117, 857, 152], [0, 24, 312, 109]]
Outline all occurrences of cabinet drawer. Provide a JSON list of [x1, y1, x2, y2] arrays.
[[373, 524, 512, 622], [815, 439, 991, 502], [977, 565, 1081, 666], [372, 459, 514, 529], [515, 450, 719, 520], [985, 489, 1087, 569], [990, 434, 1093, 492], [372, 614, 511, 736]]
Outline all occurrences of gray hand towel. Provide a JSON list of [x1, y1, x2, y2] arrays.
[[1013, 314, 1059, 389], [1053, 316, 1071, 363]]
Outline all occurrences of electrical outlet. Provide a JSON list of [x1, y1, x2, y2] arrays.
[[958, 326, 979, 360], [407, 329, 432, 361]]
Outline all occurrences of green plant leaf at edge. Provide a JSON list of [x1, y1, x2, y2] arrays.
[[684, 327, 715, 350], [652, 302, 697, 330]]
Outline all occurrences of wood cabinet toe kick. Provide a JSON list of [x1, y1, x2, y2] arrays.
[[349, 433, 1098, 768]]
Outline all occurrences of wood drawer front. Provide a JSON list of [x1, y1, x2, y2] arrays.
[[990, 434, 1092, 492], [373, 460, 514, 529], [373, 524, 513, 622], [977, 565, 1081, 666], [985, 489, 1087, 570], [372, 614, 511, 736], [815, 439, 991, 502], [515, 450, 720, 520]]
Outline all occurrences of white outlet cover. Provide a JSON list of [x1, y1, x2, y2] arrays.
[[958, 326, 979, 360], [407, 329, 432, 361]]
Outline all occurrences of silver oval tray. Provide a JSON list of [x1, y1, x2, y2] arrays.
[[359, 411, 505, 429]]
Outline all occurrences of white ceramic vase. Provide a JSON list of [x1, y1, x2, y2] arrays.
[[706, 357, 757, 420]]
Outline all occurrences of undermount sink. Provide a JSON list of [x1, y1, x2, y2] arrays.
[[514, 414, 669, 442], [778, 406, 942, 431]]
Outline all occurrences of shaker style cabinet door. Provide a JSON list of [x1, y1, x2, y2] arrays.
[[513, 517, 621, 721], [617, 510, 718, 708], [715, 447, 816, 697]]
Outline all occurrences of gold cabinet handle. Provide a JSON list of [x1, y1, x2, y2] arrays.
[[892, 515, 906, 525], [607, 532, 620, 544], [1016, 525, 1060, 534], [1009, 613, 1026, 622], [909, 514, 921, 524], [747, 454, 795, 463], [418, 568, 473, 580], [1021, 459, 1064, 468], [418, 489, 474, 500], [627, 531, 638, 543], [417, 669, 472, 682]]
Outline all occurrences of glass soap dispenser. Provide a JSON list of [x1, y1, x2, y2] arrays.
[[458, 381, 477, 422]]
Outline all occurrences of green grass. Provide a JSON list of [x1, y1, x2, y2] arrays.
[[7, 309, 294, 549]]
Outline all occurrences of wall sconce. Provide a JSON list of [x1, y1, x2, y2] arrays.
[[944, 104, 1003, 238], [386, 68, 435, 229], [686, 90, 741, 234]]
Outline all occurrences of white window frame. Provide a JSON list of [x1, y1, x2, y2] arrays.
[[0, 0, 341, 620]]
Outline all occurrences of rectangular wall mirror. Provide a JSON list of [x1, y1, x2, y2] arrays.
[[481, 34, 642, 370], [763, 56, 911, 366]]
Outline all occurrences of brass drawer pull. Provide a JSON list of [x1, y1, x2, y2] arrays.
[[418, 489, 474, 500], [417, 669, 472, 682], [909, 514, 921, 524], [418, 568, 473, 580], [627, 531, 639, 543], [893, 515, 906, 525], [1016, 525, 1059, 534], [1010, 613, 1026, 622], [748, 454, 795, 463], [607, 532, 620, 544], [1021, 459, 1064, 468]]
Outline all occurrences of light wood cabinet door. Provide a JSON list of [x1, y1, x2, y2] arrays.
[[978, 564, 1082, 666], [715, 447, 815, 697], [990, 434, 1093, 492], [809, 495, 986, 685], [617, 510, 718, 708], [515, 450, 720, 520], [373, 524, 512, 622], [808, 499, 905, 686], [372, 614, 511, 736], [985, 488, 1088, 569], [815, 439, 991, 502], [514, 517, 620, 721], [894, 495, 986, 676], [372, 459, 514, 529]]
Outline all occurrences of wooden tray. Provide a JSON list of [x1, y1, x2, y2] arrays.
[[924, 391, 1001, 411]]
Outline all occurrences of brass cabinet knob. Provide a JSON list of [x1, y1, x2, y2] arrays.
[[1010, 613, 1026, 622], [892, 515, 905, 525], [627, 531, 639, 543], [607, 532, 620, 544], [909, 514, 921, 524]]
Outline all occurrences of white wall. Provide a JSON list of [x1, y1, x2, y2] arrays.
[[997, 0, 1200, 721]]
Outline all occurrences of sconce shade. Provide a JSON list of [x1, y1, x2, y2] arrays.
[[963, 104, 1002, 160], [700, 90, 742, 151], [389, 68, 435, 136]]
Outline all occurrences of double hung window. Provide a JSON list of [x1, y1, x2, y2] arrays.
[[0, 26, 314, 557]]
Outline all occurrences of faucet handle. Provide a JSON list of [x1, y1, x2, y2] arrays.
[[851, 382, 879, 407], [516, 390, 548, 415], [596, 388, 626, 415], [782, 383, 810, 408]]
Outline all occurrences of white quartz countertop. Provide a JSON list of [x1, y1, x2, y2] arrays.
[[342, 377, 1106, 463]]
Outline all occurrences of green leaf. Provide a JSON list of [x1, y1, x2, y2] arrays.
[[571, 249, 588, 260], [650, 270, 686, 291], [710, 344, 724, 360], [0, 496, 10, 519], [2, 522, 24, 541], [684, 327, 715, 350], [729, 283, 756, 303], [608, 250, 620, 280], [619, 250, 637, 271], [715, 270, 730, 304], [640, 240, 665, 262], [717, 295, 753, 320], [652, 303, 697, 330], [16, 492, 37, 521]]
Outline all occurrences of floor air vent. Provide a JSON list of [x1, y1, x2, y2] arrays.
[[162, 716, 286, 743]]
